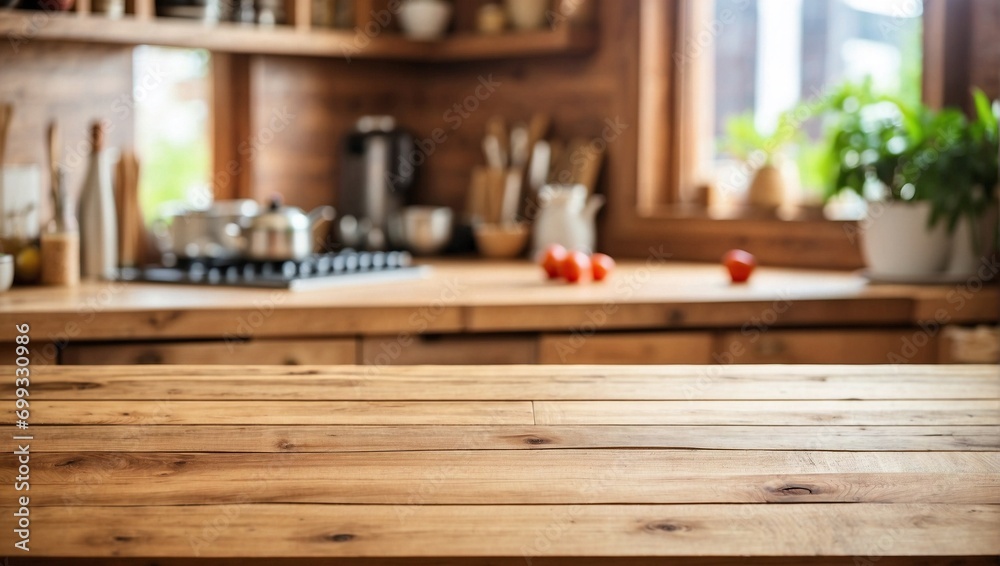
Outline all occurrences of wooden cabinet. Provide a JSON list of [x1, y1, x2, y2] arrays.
[[538, 329, 944, 365], [360, 334, 538, 365], [53, 328, 953, 366], [62, 339, 357, 365], [711, 329, 939, 365], [539, 332, 713, 364]]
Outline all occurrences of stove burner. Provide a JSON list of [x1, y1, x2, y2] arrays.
[[123, 250, 428, 291]]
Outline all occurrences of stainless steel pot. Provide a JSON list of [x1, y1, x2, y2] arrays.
[[244, 198, 335, 261], [152, 199, 259, 262]]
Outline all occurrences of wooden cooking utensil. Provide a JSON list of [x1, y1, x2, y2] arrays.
[[527, 112, 551, 151], [482, 135, 505, 170], [528, 140, 551, 193], [500, 167, 524, 224], [574, 144, 605, 196], [466, 166, 489, 221], [47, 121, 59, 186], [484, 167, 507, 224], [509, 123, 529, 168], [485, 115, 509, 167], [0, 103, 12, 170], [115, 150, 145, 268]]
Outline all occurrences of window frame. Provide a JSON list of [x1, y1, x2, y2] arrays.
[[601, 0, 965, 269]]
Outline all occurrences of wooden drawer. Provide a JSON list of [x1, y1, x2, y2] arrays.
[[62, 339, 358, 365], [712, 329, 939, 364], [360, 334, 537, 365], [539, 332, 713, 364]]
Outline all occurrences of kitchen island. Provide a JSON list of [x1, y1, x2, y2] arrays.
[[1, 364, 998, 563], [0, 261, 996, 366]]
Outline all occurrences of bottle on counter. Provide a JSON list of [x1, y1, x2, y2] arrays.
[[78, 122, 118, 281], [40, 168, 80, 287]]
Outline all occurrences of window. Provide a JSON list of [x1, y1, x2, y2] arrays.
[[611, 0, 944, 268], [706, 0, 923, 219], [133, 46, 212, 223]]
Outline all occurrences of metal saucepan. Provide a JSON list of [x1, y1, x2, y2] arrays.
[[152, 199, 259, 262], [240, 197, 335, 261]]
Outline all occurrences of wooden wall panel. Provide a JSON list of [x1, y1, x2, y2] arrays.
[[0, 41, 134, 229], [248, 55, 421, 211]]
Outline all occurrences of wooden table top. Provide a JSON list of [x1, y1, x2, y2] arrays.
[[2, 364, 998, 563], [0, 261, 996, 341]]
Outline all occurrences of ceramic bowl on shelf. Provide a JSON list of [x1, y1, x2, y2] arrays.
[[503, 0, 548, 30], [398, 0, 453, 41]]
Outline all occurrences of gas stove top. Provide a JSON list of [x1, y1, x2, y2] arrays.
[[121, 251, 429, 291]]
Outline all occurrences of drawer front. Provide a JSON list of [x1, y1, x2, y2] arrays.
[[712, 329, 939, 364], [361, 335, 537, 365], [539, 332, 713, 364], [62, 339, 358, 365]]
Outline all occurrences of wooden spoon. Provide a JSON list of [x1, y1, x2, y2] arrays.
[[47, 120, 60, 200], [0, 103, 12, 170]]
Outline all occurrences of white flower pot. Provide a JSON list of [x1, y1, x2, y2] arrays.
[[860, 200, 950, 278]]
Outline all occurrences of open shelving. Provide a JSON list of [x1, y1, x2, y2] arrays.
[[0, 0, 597, 60]]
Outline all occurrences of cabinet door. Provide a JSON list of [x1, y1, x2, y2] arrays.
[[539, 332, 713, 364], [360, 334, 537, 365], [712, 329, 939, 364], [62, 339, 358, 365]]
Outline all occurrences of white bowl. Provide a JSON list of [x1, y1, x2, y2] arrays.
[[398, 0, 453, 40], [389, 206, 454, 255]]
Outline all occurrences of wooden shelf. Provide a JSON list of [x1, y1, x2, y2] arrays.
[[0, 11, 596, 60]]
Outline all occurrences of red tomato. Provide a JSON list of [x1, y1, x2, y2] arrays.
[[722, 249, 756, 283], [539, 244, 568, 279], [561, 251, 591, 283], [591, 253, 615, 282]]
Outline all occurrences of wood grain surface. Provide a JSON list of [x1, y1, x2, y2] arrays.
[[0, 364, 997, 561]]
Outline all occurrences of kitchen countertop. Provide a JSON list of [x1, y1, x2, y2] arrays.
[[2, 364, 997, 560], [0, 260, 996, 341]]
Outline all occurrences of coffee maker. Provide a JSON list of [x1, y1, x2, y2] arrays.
[[336, 116, 416, 251]]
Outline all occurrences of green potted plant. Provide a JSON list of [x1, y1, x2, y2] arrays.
[[721, 111, 802, 214], [814, 80, 998, 278], [916, 91, 999, 275]]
